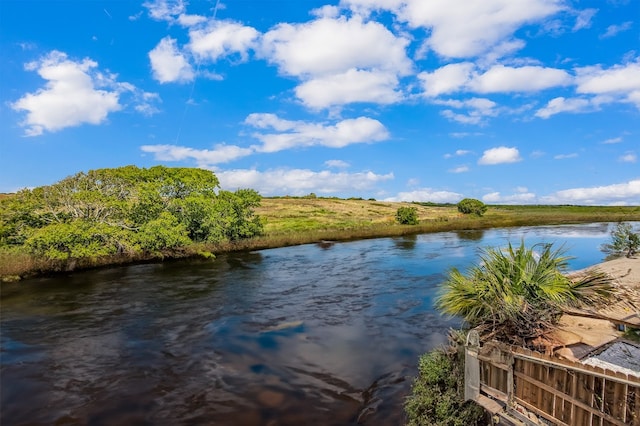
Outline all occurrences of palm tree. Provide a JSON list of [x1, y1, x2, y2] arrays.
[[435, 241, 612, 346]]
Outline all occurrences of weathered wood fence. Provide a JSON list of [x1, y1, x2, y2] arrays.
[[465, 337, 640, 425]]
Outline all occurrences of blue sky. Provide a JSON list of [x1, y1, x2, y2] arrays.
[[1, 0, 639, 204]]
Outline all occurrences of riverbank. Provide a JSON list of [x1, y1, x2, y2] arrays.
[[2, 199, 639, 282]]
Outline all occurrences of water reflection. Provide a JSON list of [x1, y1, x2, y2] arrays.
[[0, 223, 625, 425], [393, 234, 417, 250], [455, 229, 485, 241]]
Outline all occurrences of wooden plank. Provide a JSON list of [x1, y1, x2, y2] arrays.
[[516, 398, 571, 426], [557, 369, 572, 423], [514, 358, 525, 401], [514, 372, 628, 426], [480, 383, 508, 403], [476, 394, 504, 415], [632, 388, 640, 425], [570, 370, 577, 424], [541, 365, 553, 417], [606, 379, 621, 420]]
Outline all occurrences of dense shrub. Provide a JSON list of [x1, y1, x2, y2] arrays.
[[396, 206, 419, 225], [457, 198, 487, 216], [405, 345, 486, 426]]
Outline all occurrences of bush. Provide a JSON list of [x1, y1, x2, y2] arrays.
[[457, 198, 487, 216], [25, 221, 122, 260], [133, 212, 191, 253], [405, 345, 486, 426], [396, 206, 419, 225]]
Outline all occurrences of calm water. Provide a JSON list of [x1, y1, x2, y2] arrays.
[[0, 223, 617, 425]]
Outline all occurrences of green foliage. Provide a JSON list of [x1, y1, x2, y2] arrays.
[[133, 212, 191, 253], [405, 347, 486, 426], [435, 241, 612, 345], [25, 221, 123, 260], [214, 189, 264, 241], [457, 198, 488, 216], [396, 206, 419, 225], [602, 222, 640, 258], [0, 166, 263, 265]]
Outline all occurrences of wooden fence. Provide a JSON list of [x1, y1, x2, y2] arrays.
[[465, 337, 640, 425]]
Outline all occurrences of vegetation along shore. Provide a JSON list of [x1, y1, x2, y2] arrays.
[[1, 166, 640, 282]]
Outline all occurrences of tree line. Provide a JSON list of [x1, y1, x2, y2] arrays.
[[0, 166, 263, 262]]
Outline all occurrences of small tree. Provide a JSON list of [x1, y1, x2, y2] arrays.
[[456, 198, 487, 217], [396, 206, 418, 225], [602, 222, 640, 258]]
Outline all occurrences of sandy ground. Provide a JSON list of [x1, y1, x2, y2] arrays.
[[588, 255, 640, 291], [554, 256, 640, 364]]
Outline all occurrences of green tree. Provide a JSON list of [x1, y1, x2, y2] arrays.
[[1, 166, 264, 264], [602, 222, 640, 258], [456, 198, 487, 216], [396, 206, 419, 225], [0, 188, 47, 245], [212, 189, 264, 241], [435, 241, 612, 345]]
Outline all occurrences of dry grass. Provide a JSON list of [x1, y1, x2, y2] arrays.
[[256, 198, 459, 234]]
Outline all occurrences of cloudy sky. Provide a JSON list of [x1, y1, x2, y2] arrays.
[[1, 0, 639, 205]]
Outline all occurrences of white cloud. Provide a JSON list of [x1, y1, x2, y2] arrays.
[[619, 152, 637, 163], [244, 113, 390, 152], [603, 137, 623, 144], [216, 168, 394, 195], [419, 63, 570, 97], [149, 37, 194, 83], [295, 69, 402, 109], [385, 188, 463, 203], [600, 21, 633, 39], [449, 166, 469, 173], [444, 149, 470, 158], [344, 0, 564, 58], [418, 62, 474, 97], [532, 60, 640, 118], [188, 21, 259, 62], [11, 51, 124, 136], [535, 96, 592, 118], [482, 191, 536, 204], [541, 179, 640, 205], [437, 97, 498, 125], [260, 15, 412, 78], [554, 153, 578, 159], [325, 159, 350, 168], [572, 8, 597, 31], [144, 0, 185, 22], [576, 61, 640, 94], [470, 65, 571, 93], [450, 132, 483, 138], [177, 13, 207, 27], [478, 146, 522, 165], [141, 143, 253, 166]]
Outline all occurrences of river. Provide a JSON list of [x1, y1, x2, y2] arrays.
[[0, 223, 617, 425]]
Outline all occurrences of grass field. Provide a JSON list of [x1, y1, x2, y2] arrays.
[[256, 197, 640, 235], [255, 197, 458, 234]]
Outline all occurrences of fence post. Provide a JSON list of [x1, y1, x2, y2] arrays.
[[465, 330, 481, 401]]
